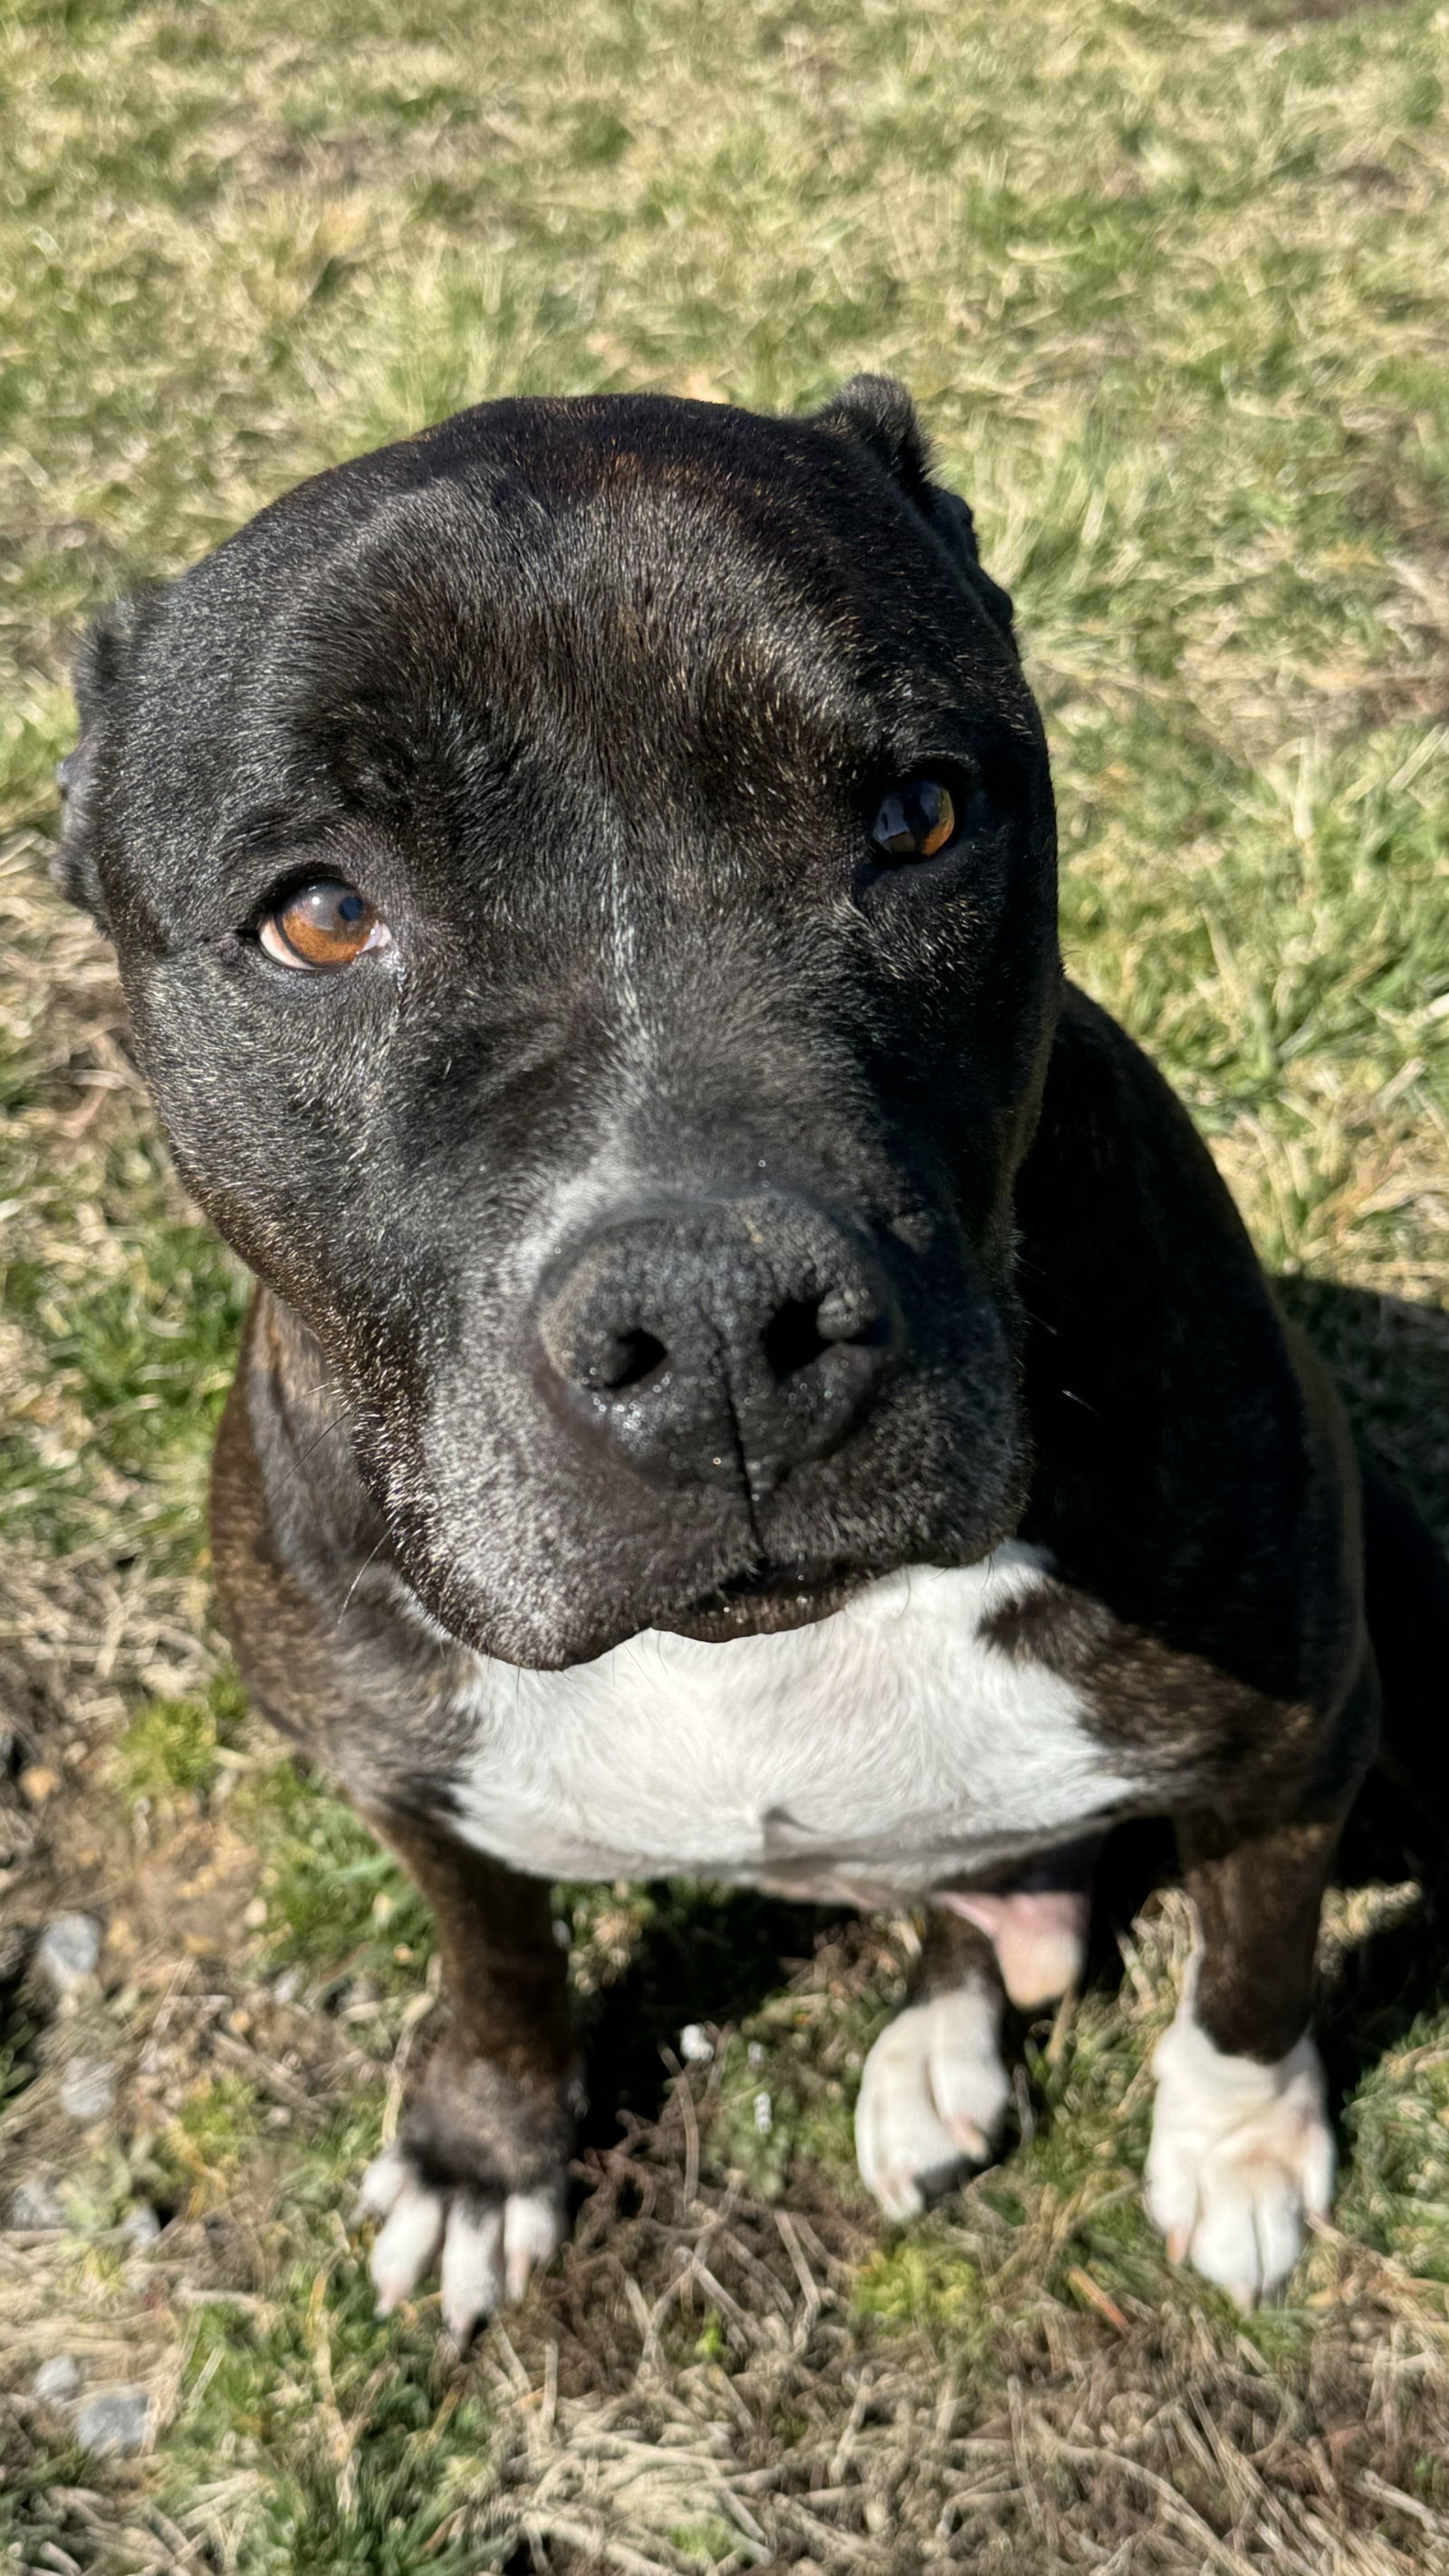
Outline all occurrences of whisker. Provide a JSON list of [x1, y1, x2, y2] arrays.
[[270, 1404, 354, 1506], [336, 1532, 389, 1629]]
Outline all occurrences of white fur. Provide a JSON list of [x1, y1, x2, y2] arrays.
[[368, 2173, 445, 2316], [1146, 1979, 1334, 2308], [445, 1545, 1145, 1898], [361, 2146, 564, 2336], [438, 2197, 505, 2338], [855, 1977, 1011, 2217]]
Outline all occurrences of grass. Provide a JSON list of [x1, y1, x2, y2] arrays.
[[1, 0, 1448, 2566], [115, 1668, 249, 1807]]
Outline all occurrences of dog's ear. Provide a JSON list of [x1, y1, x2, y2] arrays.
[[812, 374, 1016, 648], [53, 590, 153, 929], [812, 372, 936, 501]]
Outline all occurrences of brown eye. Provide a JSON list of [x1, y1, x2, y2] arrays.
[[259, 879, 391, 972], [871, 778, 956, 863]]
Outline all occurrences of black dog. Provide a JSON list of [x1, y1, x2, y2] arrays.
[[58, 379, 1449, 2334]]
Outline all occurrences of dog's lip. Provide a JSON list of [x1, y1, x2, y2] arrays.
[[649, 1560, 871, 1644]]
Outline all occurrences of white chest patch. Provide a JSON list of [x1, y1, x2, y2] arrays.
[[443, 1545, 1148, 1900]]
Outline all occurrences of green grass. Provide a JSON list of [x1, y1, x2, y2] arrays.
[[150, 2104, 508, 2573], [116, 1665, 250, 1804], [240, 1760, 438, 1998], [3, 0, 1449, 2568]]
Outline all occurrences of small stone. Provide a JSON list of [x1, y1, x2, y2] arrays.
[[678, 2023, 714, 2064], [33, 1913, 102, 1998], [34, 2354, 81, 2402], [123, 2202, 162, 2248], [76, 2386, 150, 2457], [60, 2056, 117, 2122], [243, 1896, 267, 1930], [8, 2177, 66, 2229], [271, 1966, 305, 2005], [18, 1764, 61, 1805]]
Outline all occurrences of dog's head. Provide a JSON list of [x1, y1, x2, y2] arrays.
[[60, 379, 1060, 1665]]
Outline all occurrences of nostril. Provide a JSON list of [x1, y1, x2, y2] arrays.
[[586, 1327, 669, 1395], [536, 1207, 902, 1485], [814, 1281, 883, 1345], [763, 1296, 831, 1381], [763, 1284, 888, 1382]]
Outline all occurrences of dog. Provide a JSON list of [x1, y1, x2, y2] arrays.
[[57, 377, 1449, 2339]]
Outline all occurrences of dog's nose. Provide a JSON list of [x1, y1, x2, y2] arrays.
[[534, 1199, 902, 1495]]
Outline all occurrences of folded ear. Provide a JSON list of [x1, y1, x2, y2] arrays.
[[811, 373, 1016, 649], [53, 590, 154, 928]]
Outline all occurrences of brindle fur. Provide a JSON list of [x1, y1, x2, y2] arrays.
[[211, 981, 1387, 2183], [61, 379, 1449, 2282]]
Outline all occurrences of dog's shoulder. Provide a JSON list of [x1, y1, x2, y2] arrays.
[[1017, 986, 1363, 1706], [1030, 984, 1255, 1253]]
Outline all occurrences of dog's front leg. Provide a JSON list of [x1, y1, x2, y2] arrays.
[[855, 1910, 1012, 2216], [1146, 1808, 1345, 2308], [356, 1805, 580, 2343]]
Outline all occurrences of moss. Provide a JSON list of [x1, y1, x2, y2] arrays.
[[669, 2518, 745, 2566], [709, 1994, 874, 2203], [854, 2238, 988, 2342]]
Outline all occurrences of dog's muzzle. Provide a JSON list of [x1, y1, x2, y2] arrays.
[[532, 1193, 903, 1502]]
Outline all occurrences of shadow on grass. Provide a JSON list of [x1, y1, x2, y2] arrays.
[[1282, 1278, 1449, 2095], [1276, 1275, 1449, 1544], [574, 1885, 850, 2143], [576, 1280, 1449, 2146], [1099, 1281, 1449, 2111]]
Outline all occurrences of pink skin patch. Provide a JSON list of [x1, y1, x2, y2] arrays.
[[936, 1838, 1101, 2008]]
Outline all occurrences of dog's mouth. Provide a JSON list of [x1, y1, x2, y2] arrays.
[[650, 1560, 873, 1644]]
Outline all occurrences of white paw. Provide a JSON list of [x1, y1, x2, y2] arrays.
[[359, 2146, 565, 2341], [1145, 2007, 1334, 2309], [855, 1979, 1011, 2220]]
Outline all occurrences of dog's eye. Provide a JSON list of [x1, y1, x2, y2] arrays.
[[870, 779, 957, 863], [258, 879, 391, 972]]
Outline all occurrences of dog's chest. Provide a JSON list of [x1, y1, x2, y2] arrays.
[[444, 1547, 1148, 1898]]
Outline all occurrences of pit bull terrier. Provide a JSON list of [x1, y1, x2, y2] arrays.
[[56, 379, 1449, 2337]]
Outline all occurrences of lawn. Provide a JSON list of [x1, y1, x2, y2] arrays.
[[2, 0, 1449, 2567]]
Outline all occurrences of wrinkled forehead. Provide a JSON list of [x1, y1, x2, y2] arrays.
[[331, 477, 868, 775], [274, 474, 987, 809], [126, 409, 1032, 888]]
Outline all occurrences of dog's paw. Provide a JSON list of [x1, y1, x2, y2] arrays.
[[1145, 2007, 1333, 2309], [358, 2042, 579, 2342], [855, 1976, 1010, 2220], [360, 2145, 565, 2340]]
